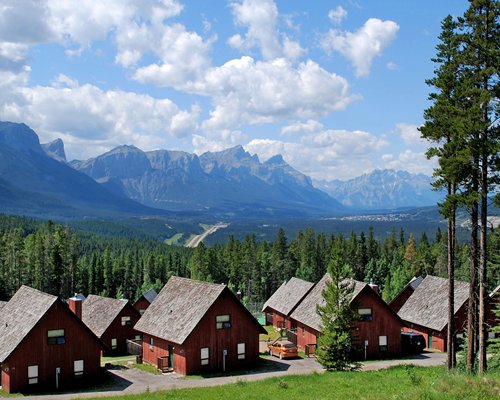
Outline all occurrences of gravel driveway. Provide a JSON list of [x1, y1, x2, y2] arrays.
[[8, 346, 446, 400]]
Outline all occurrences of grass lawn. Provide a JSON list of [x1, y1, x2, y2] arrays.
[[85, 366, 500, 400], [101, 355, 137, 366], [259, 325, 281, 342]]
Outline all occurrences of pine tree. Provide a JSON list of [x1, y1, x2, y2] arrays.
[[315, 246, 358, 371]]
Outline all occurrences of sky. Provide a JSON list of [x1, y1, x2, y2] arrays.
[[0, 0, 471, 180]]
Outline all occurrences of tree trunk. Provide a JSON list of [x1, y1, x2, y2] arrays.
[[467, 180, 479, 372], [447, 182, 457, 369]]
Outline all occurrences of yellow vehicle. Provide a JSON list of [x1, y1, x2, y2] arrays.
[[268, 340, 298, 359]]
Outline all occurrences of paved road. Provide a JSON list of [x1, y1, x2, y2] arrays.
[[10, 349, 445, 400], [185, 223, 229, 248]]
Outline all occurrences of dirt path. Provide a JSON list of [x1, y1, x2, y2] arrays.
[[17, 350, 446, 400]]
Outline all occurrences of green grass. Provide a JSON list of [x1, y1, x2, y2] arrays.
[[79, 366, 500, 400], [259, 325, 281, 342], [134, 363, 162, 375], [164, 233, 184, 246], [101, 355, 136, 367]]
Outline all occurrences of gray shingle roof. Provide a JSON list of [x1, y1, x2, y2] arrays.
[[82, 294, 129, 338], [0, 300, 7, 312], [134, 277, 231, 344], [290, 273, 367, 332], [143, 288, 158, 304], [398, 275, 469, 332], [0, 286, 58, 362], [262, 277, 314, 315]]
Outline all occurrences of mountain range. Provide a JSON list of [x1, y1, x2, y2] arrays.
[[314, 170, 443, 210], [0, 121, 443, 218]]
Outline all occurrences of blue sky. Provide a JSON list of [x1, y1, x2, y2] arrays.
[[0, 0, 470, 180]]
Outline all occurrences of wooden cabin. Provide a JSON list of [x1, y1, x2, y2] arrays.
[[77, 294, 141, 355], [262, 277, 314, 330], [0, 286, 102, 394], [397, 275, 499, 352], [134, 276, 266, 375], [133, 289, 157, 315], [389, 276, 423, 313], [289, 273, 402, 359]]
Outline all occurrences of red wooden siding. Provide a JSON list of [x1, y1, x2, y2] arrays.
[[402, 302, 468, 352], [293, 287, 402, 359], [1, 301, 101, 393], [133, 297, 151, 315], [101, 303, 141, 355], [142, 290, 261, 375], [389, 286, 414, 313]]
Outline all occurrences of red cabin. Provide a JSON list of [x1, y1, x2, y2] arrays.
[[262, 277, 314, 330], [389, 276, 423, 313], [78, 295, 141, 355], [0, 286, 103, 394], [398, 275, 498, 352], [134, 276, 266, 375], [133, 288, 158, 315], [290, 273, 402, 359]]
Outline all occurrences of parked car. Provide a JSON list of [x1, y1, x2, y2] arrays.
[[268, 340, 298, 359], [401, 331, 426, 354]]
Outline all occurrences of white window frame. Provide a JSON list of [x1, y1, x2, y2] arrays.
[[47, 329, 66, 345], [379, 335, 388, 352], [74, 360, 84, 376], [358, 308, 373, 321], [216, 315, 231, 329], [237, 343, 245, 360], [28, 365, 38, 385], [201, 347, 209, 365]]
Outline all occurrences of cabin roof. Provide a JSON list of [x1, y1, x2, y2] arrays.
[[142, 288, 158, 304], [289, 273, 367, 332], [262, 277, 314, 316], [0, 300, 7, 312], [135, 276, 264, 344], [397, 275, 469, 332], [82, 294, 129, 338], [0, 286, 58, 362]]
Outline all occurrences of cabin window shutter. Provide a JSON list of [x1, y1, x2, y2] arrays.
[[28, 365, 38, 384], [379, 335, 388, 352], [74, 360, 84, 376], [201, 347, 209, 365], [237, 343, 245, 360]]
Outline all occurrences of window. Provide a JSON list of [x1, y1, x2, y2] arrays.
[[111, 338, 117, 350], [48, 329, 65, 345], [74, 360, 84, 377], [135, 335, 141, 341], [121, 316, 131, 326], [140, 309, 146, 315], [201, 347, 209, 365], [216, 315, 231, 329], [28, 365, 38, 385], [488, 331, 495, 339], [379, 336, 388, 352], [358, 308, 373, 321], [237, 343, 246, 360]]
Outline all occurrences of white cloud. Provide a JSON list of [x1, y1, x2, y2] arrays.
[[396, 123, 425, 146], [229, 0, 281, 60], [321, 18, 399, 77], [386, 61, 398, 71], [328, 6, 348, 25], [282, 36, 306, 60], [245, 128, 389, 180], [192, 129, 246, 154], [281, 120, 324, 135], [195, 57, 357, 131], [0, 76, 199, 159], [133, 24, 214, 88], [384, 150, 436, 176]]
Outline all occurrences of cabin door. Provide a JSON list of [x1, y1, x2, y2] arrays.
[[428, 332, 433, 348], [168, 345, 174, 368]]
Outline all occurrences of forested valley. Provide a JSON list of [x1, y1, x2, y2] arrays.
[[0, 213, 498, 306]]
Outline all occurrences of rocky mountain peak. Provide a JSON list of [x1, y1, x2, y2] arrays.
[[42, 138, 66, 162]]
